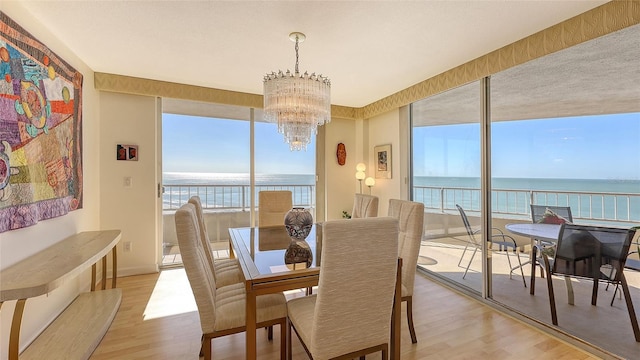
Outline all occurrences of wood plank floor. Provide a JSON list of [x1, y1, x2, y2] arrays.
[[90, 268, 599, 360]]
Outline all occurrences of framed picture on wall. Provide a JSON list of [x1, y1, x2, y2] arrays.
[[117, 144, 138, 161], [374, 144, 391, 179]]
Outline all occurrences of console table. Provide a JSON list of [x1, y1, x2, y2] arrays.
[[0, 230, 121, 360]]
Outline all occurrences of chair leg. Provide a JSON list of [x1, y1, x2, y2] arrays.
[[280, 320, 286, 360], [203, 335, 212, 360], [621, 274, 640, 342], [542, 256, 558, 325], [514, 250, 527, 287], [457, 242, 471, 267], [287, 319, 293, 360], [462, 247, 479, 279], [405, 296, 418, 343]]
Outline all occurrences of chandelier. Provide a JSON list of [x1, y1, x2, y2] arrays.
[[263, 32, 331, 151]]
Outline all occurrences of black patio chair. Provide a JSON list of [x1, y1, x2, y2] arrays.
[[456, 204, 527, 286], [530, 223, 640, 342]]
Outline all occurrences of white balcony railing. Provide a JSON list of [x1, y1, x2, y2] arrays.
[[163, 184, 315, 211], [413, 186, 640, 225]]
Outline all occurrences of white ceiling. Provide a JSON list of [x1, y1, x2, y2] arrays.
[[12, 0, 609, 108]]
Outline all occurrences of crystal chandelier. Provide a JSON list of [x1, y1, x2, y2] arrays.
[[263, 32, 331, 151]]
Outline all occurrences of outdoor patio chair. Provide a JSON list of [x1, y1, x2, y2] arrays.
[[352, 193, 379, 218], [609, 229, 640, 305], [175, 203, 287, 359], [456, 204, 528, 286], [530, 223, 640, 342], [286, 217, 399, 360], [530, 205, 574, 277], [258, 190, 292, 227], [388, 199, 424, 343]]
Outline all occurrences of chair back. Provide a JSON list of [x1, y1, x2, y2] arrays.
[[175, 203, 217, 333], [388, 199, 424, 297], [456, 204, 479, 243], [531, 205, 573, 224], [188, 196, 216, 271], [258, 190, 292, 227], [351, 193, 379, 218], [312, 217, 398, 359], [553, 223, 635, 280]]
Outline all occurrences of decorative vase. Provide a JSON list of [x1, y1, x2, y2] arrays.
[[284, 207, 313, 240], [284, 238, 313, 269]]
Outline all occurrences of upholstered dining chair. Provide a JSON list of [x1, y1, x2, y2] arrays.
[[259, 190, 293, 227], [456, 204, 528, 286], [175, 203, 288, 360], [188, 196, 242, 288], [388, 199, 424, 344], [351, 193, 379, 218], [287, 217, 399, 360]]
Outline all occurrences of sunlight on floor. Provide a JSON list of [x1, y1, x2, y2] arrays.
[[143, 268, 197, 320]]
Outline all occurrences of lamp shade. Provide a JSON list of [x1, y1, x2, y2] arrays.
[[355, 171, 366, 180], [356, 162, 366, 172], [365, 177, 375, 187]]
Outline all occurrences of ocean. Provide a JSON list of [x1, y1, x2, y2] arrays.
[[162, 173, 640, 223]]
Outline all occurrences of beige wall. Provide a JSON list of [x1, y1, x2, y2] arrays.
[[323, 118, 358, 220], [98, 92, 160, 275], [367, 108, 402, 216], [0, 3, 101, 356]]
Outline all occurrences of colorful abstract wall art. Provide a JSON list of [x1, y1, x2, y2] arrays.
[[0, 12, 83, 233]]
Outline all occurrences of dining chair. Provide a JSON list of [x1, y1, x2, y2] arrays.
[[259, 190, 293, 227], [530, 223, 640, 341], [351, 193, 379, 218], [175, 203, 288, 359], [188, 196, 242, 287], [608, 228, 640, 305], [456, 204, 527, 286], [287, 217, 399, 360], [388, 199, 424, 344], [529, 205, 574, 278]]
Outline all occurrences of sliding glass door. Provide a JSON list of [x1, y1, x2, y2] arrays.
[[412, 81, 483, 293]]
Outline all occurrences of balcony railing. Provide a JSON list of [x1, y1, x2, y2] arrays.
[[413, 186, 640, 224], [163, 184, 315, 211]]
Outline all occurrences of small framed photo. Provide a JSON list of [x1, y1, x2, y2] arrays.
[[117, 144, 138, 161], [374, 144, 391, 179]]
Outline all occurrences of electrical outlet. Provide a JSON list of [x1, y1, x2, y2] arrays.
[[123, 241, 132, 252], [123, 176, 132, 188]]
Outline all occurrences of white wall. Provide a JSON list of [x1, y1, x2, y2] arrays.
[[99, 92, 160, 276], [0, 3, 101, 357]]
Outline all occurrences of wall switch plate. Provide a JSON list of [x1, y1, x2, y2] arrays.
[[123, 241, 132, 252], [123, 176, 132, 188]]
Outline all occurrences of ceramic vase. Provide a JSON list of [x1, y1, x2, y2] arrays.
[[284, 207, 313, 240]]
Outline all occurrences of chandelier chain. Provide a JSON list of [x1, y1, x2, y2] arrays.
[[294, 35, 300, 75]]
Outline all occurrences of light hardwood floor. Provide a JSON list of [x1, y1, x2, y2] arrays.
[[89, 268, 599, 360]]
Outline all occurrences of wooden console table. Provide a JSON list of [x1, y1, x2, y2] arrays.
[[0, 230, 122, 360]]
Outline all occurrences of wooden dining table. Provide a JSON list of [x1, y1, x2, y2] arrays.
[[229, 224, 401, 360]]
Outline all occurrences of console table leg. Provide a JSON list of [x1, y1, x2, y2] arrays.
[[9, 299, 26, 360], [112, 246, 118, 288]]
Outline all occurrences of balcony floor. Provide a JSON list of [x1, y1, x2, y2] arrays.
[[419, 236, 640, 359]]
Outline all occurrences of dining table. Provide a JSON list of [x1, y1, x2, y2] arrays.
[[504, 222, 580, 303], [228, 224, 402, 360]]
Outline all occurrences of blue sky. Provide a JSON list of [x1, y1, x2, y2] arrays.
[[413, 113, 640, 180], [162, 114, 315, 174], [164, 112, 640, 180]]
